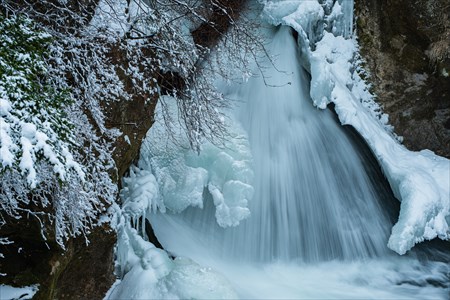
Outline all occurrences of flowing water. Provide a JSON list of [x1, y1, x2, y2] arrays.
[[149, 26, 449, 298]]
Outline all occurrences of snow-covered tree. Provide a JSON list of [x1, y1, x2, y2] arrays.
[[0, 15, 78, 188], [0, 12, 116, 248], [0, 0, 263, 248]]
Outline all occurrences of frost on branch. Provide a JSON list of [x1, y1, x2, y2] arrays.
[[0, 13, 116, 248], [88, 0, 264, 152], [0, 15, 79, 187], [138, 97, 253, 228], [0, 0, 265, 249]]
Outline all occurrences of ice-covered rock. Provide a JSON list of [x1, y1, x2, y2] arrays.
[[108, 203, 237, 299]]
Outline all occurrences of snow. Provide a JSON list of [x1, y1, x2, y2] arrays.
[[138, 96, 254, 228], [124, 134, 131, 145], [0, 118, 15, 168], [163, 257, 237, 299], [0, 98, 11, 115], [0, 284, 38, 300], [89, 0, 131, 37], [107, 249, 237, 299], [0, 15, 86, 188], [260, 0, 450, 254]]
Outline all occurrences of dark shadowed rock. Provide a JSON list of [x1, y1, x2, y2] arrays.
[[49, 225, 116, 300], [355, 0, 450, 158]]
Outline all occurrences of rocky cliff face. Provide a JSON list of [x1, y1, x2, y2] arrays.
[[355, 0, 450, 158]]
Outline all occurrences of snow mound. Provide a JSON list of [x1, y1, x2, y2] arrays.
[[138, 96, 254, 228], [261, 0, 450, 254]]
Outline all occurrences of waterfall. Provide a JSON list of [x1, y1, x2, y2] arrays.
[[107, 3, 449, 299], [145, 25, 449, 299], [106, 1, 449, 298], [230, 26, 390, 262], [151, 26, 392, 263]]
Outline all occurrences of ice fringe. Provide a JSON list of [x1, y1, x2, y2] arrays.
[[261, 0, 449, 254]]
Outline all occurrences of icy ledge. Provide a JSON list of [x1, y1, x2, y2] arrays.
[[262, 0, 449, 254]]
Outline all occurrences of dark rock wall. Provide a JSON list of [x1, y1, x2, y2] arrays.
[[36, 44, 156, 299], [49, 226, 116, 300], [355, 0, 450, 158], [104, 44, 158, 183]]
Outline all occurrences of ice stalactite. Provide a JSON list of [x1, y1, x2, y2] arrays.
[[106, 96, 253, 299], [107, 165, 238, 299]]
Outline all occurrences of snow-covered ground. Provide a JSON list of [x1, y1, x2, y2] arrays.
[[0, 285, 38, 300]]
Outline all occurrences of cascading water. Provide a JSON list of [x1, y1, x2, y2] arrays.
[[225, 26, 391, 262], [153, 26, 392, 263], [146, 25, 449, 299]]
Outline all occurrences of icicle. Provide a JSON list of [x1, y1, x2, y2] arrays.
[[338, 0, 354, 38], [142, 209, 147, 241]]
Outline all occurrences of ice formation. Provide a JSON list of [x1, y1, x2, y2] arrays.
[[108, 96, 252, 298], [118, 94, 255, 230], [0, 284, 38, 300], [138, 96, 254, 228], [260, 0, 449, 254], [108, 169, 237, 299], [107, 213, 236, 299]]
